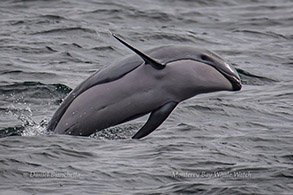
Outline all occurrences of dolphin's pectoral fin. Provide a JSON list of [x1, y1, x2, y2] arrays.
[[132, 101, 178, 139], [112, 33, 166, 70]]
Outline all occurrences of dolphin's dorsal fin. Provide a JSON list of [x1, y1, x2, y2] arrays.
[[112, 33, 165, 70]]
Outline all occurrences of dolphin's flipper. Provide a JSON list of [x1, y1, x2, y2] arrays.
[[132, 101, 178, 139], [112, 33, 166, 70]]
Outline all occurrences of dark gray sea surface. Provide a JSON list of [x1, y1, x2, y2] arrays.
[[0, 0, 292, 194]]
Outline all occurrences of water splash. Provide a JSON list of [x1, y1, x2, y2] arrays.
[[91, 124, 140, 140], [4, 103, 48, 137], [0, 81, 71, 138]]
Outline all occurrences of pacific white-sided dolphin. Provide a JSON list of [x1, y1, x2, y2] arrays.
[[47, 34, 242, 139]]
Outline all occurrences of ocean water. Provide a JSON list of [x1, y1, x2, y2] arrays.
[[0, 0, 292, 194]]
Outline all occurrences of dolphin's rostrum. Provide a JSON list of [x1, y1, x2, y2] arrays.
[[47, 34, 242, 139]]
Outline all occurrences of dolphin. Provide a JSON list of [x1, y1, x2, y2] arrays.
[[47, 34, 241, 139]]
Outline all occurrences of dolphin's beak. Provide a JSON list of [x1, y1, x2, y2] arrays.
[[218, 63, 242, 91], [224, 72, 242, 91]]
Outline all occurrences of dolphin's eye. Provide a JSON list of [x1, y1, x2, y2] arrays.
[[200, 54, 212, 62]]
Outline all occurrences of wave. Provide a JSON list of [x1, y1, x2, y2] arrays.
[[0, 81, 71, 96], [236, 67, 277, 86], [31, 27, 96, 35]]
